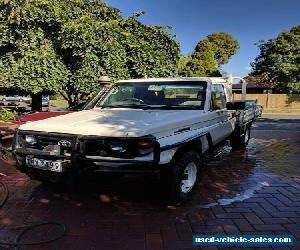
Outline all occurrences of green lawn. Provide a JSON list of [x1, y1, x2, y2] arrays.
[[49, 99, 69, 108]]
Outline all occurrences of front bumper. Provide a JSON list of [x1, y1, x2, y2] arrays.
[[14, 130, 162, 176], [15, 153, 162, 177], [79, 159, 162, 174]]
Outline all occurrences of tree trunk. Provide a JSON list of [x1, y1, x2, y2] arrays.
[[67, 94, 79, 108], [31, 93, 43, 112]]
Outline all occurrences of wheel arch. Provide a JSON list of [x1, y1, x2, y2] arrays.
[[171, 133, 213, 162]]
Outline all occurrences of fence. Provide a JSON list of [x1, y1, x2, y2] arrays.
[[232, 94, 300, 110]]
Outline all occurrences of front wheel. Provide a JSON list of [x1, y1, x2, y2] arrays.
[[163, 151, 202, 205], [230, 126, 251, 149]]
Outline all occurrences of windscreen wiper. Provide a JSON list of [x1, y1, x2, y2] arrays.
[[100, 104, 153, 110], [153, 105, 200, 110], [100, 104, 200, 110]]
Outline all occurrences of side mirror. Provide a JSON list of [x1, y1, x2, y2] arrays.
[[226, 101, 245, 110]]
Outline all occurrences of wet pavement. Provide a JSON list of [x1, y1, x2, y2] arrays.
[[0, 116, 300, 249]]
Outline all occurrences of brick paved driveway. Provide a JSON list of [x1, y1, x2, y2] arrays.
[[0, 117, 300, 249]]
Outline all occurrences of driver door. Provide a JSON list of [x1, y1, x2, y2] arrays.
[[210, 84, 233, 144]]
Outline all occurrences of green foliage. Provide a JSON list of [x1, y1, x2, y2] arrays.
[[251, 26, 300, 93], [0, 108, 17, 122], [180, 32, 239, 77], [177, 55, 191, 75], [183, 39, 220, 77], [206, 32, 240, 65], [0, 0, 180, 106]]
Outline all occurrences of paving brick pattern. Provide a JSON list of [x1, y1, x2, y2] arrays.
[[0, 123, 300, 249]]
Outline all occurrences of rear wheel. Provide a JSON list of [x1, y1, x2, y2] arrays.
[[230, 126, 251, 149], [163, 151, 202, 205]]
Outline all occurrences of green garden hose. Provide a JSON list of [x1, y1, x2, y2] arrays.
[[0, 181, 8, 208], [0, 181, 67, 250]]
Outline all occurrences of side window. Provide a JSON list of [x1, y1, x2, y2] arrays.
[[211, 84, 227, 110]]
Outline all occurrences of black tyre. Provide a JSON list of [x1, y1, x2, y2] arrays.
[[230, 126, 251, 149], [163, 151, 202, 205]]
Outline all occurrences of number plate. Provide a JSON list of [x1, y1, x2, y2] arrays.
[[26, 156, 63, 172]]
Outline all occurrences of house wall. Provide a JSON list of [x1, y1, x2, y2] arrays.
[[233, 94, 300, 110]]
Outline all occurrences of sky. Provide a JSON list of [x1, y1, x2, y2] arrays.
[[105, 0, 300, 77]]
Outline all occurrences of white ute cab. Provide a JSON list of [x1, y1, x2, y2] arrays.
[[14, 77, 262, 204]]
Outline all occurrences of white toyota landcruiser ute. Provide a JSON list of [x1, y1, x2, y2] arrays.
[[14, 77, 262, 204]]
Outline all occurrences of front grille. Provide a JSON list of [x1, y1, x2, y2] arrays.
[[19, 133, 77, 157]]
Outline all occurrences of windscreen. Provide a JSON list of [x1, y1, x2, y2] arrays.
[[96, 81, 207, 110]]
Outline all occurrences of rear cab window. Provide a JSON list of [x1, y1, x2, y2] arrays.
[[211, 84, 227, 110]]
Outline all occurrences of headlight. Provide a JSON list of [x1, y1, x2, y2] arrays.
[[83, 138, 156, 158], [108, 140, 154, 156], [108, 141, 127, 153], [25, 135, 37, 145]]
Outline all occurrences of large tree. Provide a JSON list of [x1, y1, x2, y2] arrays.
[[182, 39, 220, 77], [0, 0, 180, 109], [250, 25, 300, 93], [207, 32, 240, 65], [180, 32, 239, 77]]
